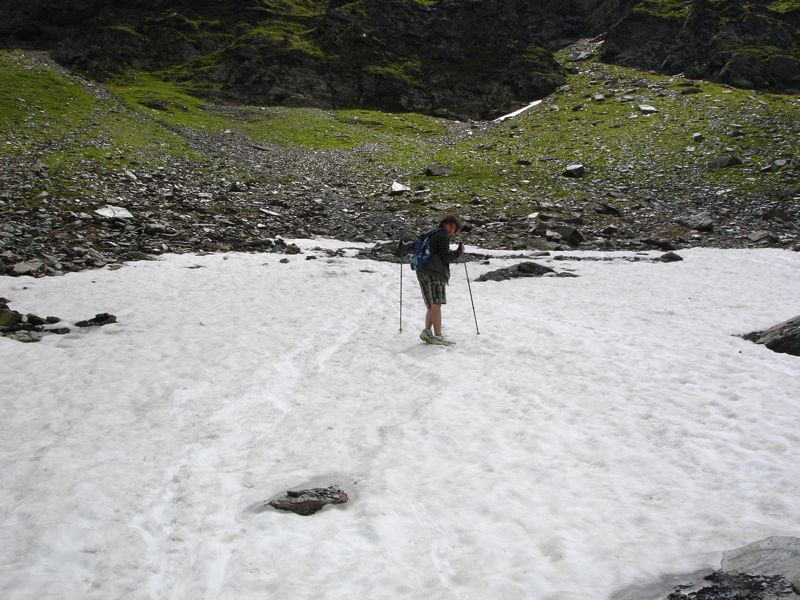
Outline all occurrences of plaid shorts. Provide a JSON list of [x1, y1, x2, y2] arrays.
[[417, 272, 447, 308]]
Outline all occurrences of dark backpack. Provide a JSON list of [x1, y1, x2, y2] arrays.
[[409, 229, 436, 271]]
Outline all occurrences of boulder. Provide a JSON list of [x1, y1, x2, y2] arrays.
[[425, 165, 454, 177], [677, 212, 714, 232], [94, 205, 134, 219], [268, 486, 348, 516], [546, 225, 585, 246], [12, 261, 44, 276], [563, 164, 586, 178], [722, 536, 800, 591], [76, 313, 118, 328], [707, 156, 743, 169], [658, 252, 683, 262], [748, 230, 779, 244], [390, 181, 411, 195], [0, 309, 22, 329], [476, 261, 556, 282], [589, 201, 621, 216], [742, 315, 800, 357]]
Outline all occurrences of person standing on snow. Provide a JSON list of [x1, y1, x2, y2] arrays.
[[417, 215, 464, 346]]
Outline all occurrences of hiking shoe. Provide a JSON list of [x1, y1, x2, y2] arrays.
[[420, 328, 433, 342], [428, 334, 455, 346]]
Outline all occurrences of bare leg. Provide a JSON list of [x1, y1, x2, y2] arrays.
[[425, 308, 434, 332], [430, 304, 442, 336]]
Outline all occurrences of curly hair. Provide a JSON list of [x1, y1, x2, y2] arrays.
[[439, 215, 462, 232]]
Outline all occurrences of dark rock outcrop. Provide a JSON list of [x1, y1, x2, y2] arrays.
[[602, 0, 800, 94], [742, 315, 800, 356]]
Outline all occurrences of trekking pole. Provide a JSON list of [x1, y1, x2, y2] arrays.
[[398, 237, 404, 332], [464, 258, 479, 335], [459, 225, 480, 335], [399, 254, 404, 333]]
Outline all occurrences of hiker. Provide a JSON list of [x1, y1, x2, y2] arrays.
[[417, 215, 464, 345]]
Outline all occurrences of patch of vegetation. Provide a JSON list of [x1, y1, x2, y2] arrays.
[[363, 60, 422, 86], [242, 22, 323, 57], [767, 0, 800, 14], [109, 71, 230, 131], [632, 0, 690, 20]]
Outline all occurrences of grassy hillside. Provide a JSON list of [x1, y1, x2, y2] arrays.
[[1, 46, 798, 249]]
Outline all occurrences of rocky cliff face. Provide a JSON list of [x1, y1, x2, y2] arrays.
[[1, 0, 797, 117], [602, 0, 800, 92]]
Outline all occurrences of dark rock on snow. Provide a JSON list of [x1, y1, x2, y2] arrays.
[[658, 252, 683, 262], [75, 313, 117, 328], [742, 315, 800, 357], [476, 261, 561, 282], [0, 300, 72, 343], [268, 486, 348, 516]]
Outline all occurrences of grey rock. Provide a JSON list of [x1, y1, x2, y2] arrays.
[[546, 225, 585, 246], [268, 486, 348, 516], [568, 51, 593, 62], [658, 251, 683, 262], [749, 230, 779, 244], [722, 536, 800, 591], [742, 315, 800, 357], [707, 156, 743, 169], [563, 164, 586, 177], [590, 201, 621, 216], [666, 572, 799, 599], [641, 238, 679, 251], [94, 205, 134, 219], [677, 212, 714, 232], [12, 261, 44, 275], [425, 165, 454, 177]]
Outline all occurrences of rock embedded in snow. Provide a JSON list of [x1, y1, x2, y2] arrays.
[[0, 308, 22, 328], [75, 313, 117, 328], [665, 572, 798, 599], [742, 314, 800, 357], [476, 261, 559, 281], [658, 251, 683, 262], [268, 486, 348, 516], [721, 536, 800, 591]]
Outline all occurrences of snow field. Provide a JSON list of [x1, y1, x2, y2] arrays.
[[1, 244, 798, 600]]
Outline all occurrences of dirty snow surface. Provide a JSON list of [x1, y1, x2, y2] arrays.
[[1, 242, 799, 600]]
